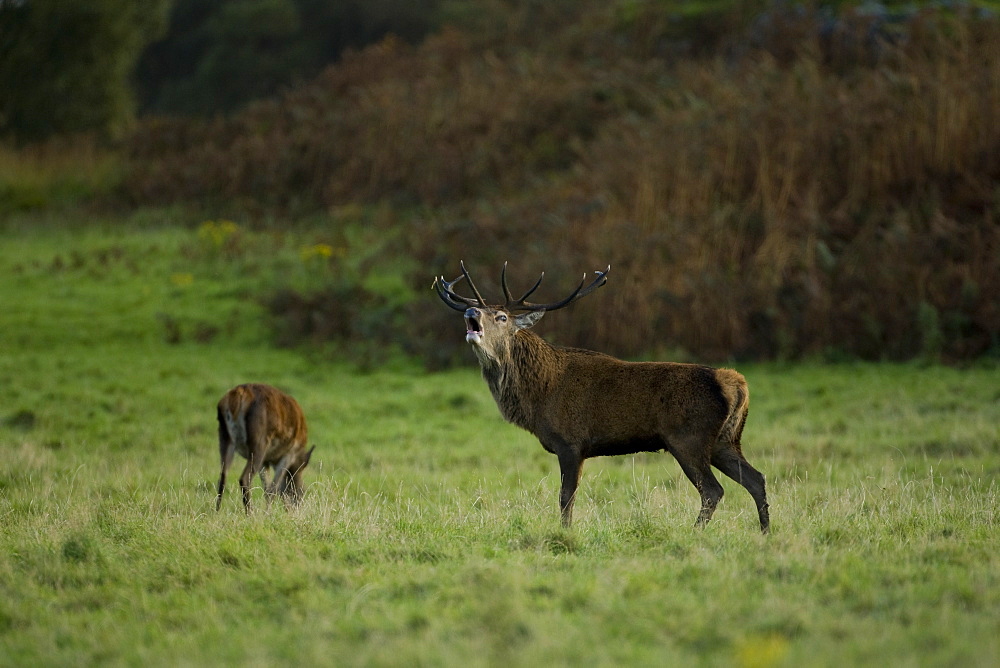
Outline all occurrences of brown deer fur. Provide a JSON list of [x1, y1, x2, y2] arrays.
[[435, 263, 769, 532], [216, 383, 314, 513]]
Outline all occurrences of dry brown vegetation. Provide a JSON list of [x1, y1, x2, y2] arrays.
[[125, 2, 1000, 364]]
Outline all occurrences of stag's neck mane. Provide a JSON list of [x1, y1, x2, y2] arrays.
[[476, 329, 560, 430]]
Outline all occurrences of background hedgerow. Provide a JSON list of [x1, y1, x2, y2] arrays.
[[120, 3, 1000, 364]]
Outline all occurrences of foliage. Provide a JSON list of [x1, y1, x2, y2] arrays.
[[120, 2, 1000, 363], [0, 0, 169, 142], [135, 0, 443, 116], [1, 213, 999, 665]]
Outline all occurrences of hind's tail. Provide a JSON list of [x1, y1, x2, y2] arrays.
[[219, 387, 252, 452]]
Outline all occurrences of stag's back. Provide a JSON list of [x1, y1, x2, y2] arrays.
[[486, 334, 732, 447]]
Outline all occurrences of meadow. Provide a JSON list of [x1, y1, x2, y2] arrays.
[[1, 213, 998, 666]]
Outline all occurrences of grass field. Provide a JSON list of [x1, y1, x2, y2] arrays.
[[1, 212, 998, 666]]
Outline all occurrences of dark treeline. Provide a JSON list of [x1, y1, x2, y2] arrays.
[[0, 0, 443, 140], [134, 0, 443, 116]]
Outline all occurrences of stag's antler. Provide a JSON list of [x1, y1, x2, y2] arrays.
[[502, 262, 610, 313], [435, 262, 610, 312], [434, 260, 487, 312]]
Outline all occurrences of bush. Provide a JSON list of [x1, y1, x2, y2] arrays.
[[0, 0, 168, 142]]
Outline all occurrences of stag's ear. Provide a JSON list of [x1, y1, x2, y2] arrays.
[[514, 311, 545, 330]]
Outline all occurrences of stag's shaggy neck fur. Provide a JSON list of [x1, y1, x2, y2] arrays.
[[474, 329, 560, 430]]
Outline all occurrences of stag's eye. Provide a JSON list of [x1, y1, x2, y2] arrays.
[[496, 314, 507, 323]]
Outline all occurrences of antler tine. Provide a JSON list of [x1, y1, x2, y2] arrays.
[[515, 272, 545, 304], [501, 262, 545, 308], [460, 260, 488, 307], [574, 265, 611, 300], [433, 273, 474, 312], [508, 265, 610, 313], [500, 262, 514, 304]]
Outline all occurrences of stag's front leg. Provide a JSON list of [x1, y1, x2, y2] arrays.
[[556, 448, 584, 527]]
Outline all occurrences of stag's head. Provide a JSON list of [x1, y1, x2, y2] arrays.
[[433, 262, 610, 364]]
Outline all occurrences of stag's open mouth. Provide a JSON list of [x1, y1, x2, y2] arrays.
[[465, 312, 483, 344]]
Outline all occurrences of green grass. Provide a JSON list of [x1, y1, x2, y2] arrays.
[[1, 212, 998, 666]]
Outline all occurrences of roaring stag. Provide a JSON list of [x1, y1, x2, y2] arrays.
[[434, 262, 769, 533], [216, 383, 315, 513]]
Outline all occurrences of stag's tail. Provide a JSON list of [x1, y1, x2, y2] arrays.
[[715, 368, 750, 447]]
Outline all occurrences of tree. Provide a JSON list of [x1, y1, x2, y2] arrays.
[[0, 0, 169, 142], [135, 0, 441, 117]]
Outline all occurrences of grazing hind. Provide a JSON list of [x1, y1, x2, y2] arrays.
[[216, 383, 314, 513]]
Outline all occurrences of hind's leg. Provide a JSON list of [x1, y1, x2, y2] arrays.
[[286, 469, 306, 506], [284, 446, 314, 507], [216, 437, 236, 511], [242, 401, 271, 513], [712, 446, 769, 534], [260, 467, 277, 508], [268, 462, 291, 509], [238, 455, 265, 514]]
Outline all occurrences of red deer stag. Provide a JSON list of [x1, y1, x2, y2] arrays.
[[216, 383, 315, 513], [434, 262, 769, 533]]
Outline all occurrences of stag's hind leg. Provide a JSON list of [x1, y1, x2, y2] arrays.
[[672, 438, 725, 528], [711, 445, 769, 534]]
